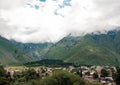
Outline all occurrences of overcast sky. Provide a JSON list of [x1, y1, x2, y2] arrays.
[[0, 0, 120, 43]]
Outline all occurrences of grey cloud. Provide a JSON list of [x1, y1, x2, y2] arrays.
[[0, 0, 120, 43], [93, 0, 120, 19]]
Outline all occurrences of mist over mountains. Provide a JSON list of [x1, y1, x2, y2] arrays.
[[1, 0, 120, 43], [1, 28, 120, 66], [5, 29, 120, 66]]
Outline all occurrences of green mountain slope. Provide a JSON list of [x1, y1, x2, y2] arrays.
[[0, 36, 33, 66], [46, 30, 120, 66], [11, 41, 53, 60]]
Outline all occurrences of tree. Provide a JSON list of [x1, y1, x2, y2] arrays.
[[0, 65, 6, 77], [0, 64, 10, 85], [113, 67, 120, 85], [39, 70, 85, 85], [85, 71, 90, 76], [13, 68, 39, 84], [93, 72, 98, 79], [24, 68, 39, 81], [101, 69, 109, 77]]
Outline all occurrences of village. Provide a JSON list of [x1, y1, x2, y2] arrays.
[[6, 65, 117, 85]]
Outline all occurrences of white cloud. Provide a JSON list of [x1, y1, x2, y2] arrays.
[[0, 0, 120, 43]]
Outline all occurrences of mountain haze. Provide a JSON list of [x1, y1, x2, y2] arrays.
[[7, 29, 120, 66]]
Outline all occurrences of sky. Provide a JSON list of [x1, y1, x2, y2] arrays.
[[0, 0, 120, 43]]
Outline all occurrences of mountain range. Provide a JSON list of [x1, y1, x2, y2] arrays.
[[1, 29, 120, 66], [46, 30, 120, 66], [11, 41, 53, 60]]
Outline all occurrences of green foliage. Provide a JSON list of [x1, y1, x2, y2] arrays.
[[39, 70, 85, 85], [113, 67, 120, 85], [0, 77, 10, 85], [85, 71, 90, 76], [85, 81, 100, 85], [2, 30, 120, 66], [101, 69, 109, 77], [12, 70, 100, 85], [13, 68, 39, 83], [46, 30, 120, 65], [11, 41, 53, 60], [93, 73, 98, 79], [0, 65, 6, 77], [25, 59, 73, 67], [12, 79, 39, 85], [75, 69, 83, 78], [0, 64, 10, 85], [23, 68, 39, 81], [0, 36, 33, 65]]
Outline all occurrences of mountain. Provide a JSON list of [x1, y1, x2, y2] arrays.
[[10, 29, 120, 66], [46, 30, 120, 66], [11, 41, 53, 60], [0, 36, 33, 66]]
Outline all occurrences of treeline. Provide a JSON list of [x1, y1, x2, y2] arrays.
[[24, 59, 73, 67], [24, 59, 93, 67]]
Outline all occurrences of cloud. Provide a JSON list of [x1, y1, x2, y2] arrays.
[[0, 0, 120, 43], [0, 0, 33, 10]]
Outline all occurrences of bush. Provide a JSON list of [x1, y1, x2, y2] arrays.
[[113, 67, 120, 85], [0, 64, 10, 85], [101, 69, 109, 77], [93, 73, 98, 79]]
